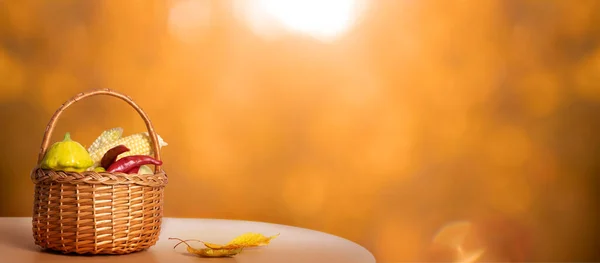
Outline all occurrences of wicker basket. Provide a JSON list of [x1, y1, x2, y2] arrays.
[[30, 89, 169, 254]]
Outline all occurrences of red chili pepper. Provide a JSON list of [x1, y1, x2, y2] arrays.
[[100, 145, 130, 169], [107, 155, 162, 173], [127, 166, 140, 174]]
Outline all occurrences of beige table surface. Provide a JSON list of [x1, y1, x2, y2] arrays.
[[0, 217, 375, 263]]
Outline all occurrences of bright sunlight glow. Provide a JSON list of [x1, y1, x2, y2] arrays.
[[236, 0, 364, 42], [168, 0, 210, 43]]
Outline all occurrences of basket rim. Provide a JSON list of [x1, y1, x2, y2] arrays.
[[31, 167, 168, 187]]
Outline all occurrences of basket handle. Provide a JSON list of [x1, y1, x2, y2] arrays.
[[37, 88, 163, 172]]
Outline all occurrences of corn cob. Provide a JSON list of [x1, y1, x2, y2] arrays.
[[88, 130, 168, 167], [87, 127, 123, 154]]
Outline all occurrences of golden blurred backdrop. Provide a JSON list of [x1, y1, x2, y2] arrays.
[[1, 0, 599, 262]]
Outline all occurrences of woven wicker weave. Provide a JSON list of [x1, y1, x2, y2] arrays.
[[30, 89, 168, 255]]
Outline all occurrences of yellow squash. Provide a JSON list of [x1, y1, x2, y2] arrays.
[[40, 132, 94, 172]]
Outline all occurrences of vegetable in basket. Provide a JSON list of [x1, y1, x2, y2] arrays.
[[88, 128, 168, 168], [100, 144, 130, 169], [125, 165, 154, 175], [137, 165, 154, 175], [40, 132, 94, 172], [87, 127, 123, 155], [98, 145, 156, 174], [107, 155, 162, 173]]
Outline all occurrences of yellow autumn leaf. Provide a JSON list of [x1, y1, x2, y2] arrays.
[[169, 238, 243, 258], [204, 232, 280, 249], [169, 233, 278, 258], [197, 248, 243, 257]]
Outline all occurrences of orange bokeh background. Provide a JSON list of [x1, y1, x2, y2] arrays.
[[1, 1, 599, 262]]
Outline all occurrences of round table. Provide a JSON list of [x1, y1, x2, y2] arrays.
[[0, 217, 375, 263]]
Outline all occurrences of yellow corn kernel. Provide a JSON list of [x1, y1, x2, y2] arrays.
[[87, 127, 123, 154]]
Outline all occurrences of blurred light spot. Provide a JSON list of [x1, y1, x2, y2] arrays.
[[375, 215, 422, 262], [336, 66, 383, 107], [486, 125, 531, 167], [361, 109, 415, 180], [235, 0, 365, 42], [471, 217, 533, 262], [457, 248, 485, 263], [321, 198, 370, 242], [530, 149, 558, 184], [433, 221, 472, 248], [281, 172, 327, 216], [6, 2, 37, 34], [38, 71, 81, 114], [432, 221, 487, 263], [575, 49, 600, 101], [182, 106, 238, 178], [560, 1, 595, 37], [0, 49, 25, 102], [435, 106, 470, 157], [168, 0, 211, 43], [488, 175, 533, 216], [517, 72, 561, 117], [426, 243, 458, 262]]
